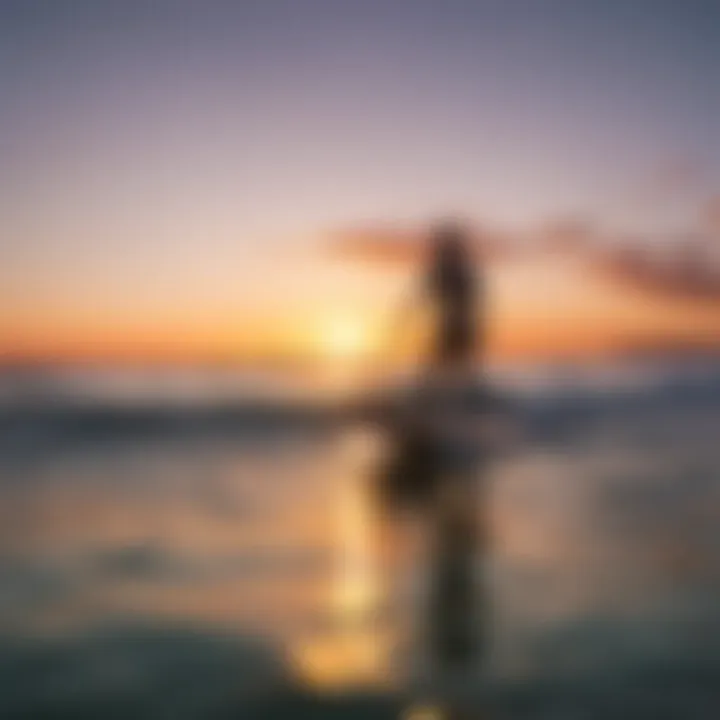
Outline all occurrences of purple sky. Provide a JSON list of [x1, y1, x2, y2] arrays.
[[1, 0, 718, 360]]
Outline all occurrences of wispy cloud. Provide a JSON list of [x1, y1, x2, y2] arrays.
[[593, 238, 720, 303], [324, 202, 720, 304], [325, 220, 524, 266]]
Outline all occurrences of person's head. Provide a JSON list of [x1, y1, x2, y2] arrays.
[[428, 219, 474, 280]]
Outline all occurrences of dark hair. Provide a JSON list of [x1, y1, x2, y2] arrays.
[[425, 220, 479, 366], [427, 220, 475, 304]]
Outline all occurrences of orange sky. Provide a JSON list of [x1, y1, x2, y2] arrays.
[[2, 251, 718, 367], [2, 2, 720, 368]]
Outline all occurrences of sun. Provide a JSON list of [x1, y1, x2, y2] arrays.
[[321, 314, 370, 359]]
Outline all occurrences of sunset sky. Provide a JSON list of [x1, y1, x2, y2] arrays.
[[1, 0, 719, 365]]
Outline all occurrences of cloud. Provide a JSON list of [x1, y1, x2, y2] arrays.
[[590, 235, 720, 303], [324, 220, 517, 266], [324, 225, 424, 265], [324, 208, 720, 304]]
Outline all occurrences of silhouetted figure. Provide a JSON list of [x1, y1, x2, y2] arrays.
[[423, 222, 486, 675], [425, 220, 481, 368], [375, 222, 485, 510], [372, 221, 494, 694]]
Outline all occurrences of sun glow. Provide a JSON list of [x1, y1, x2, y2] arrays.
[[291, 430, 390, 689], [320, 314, 371, 359]]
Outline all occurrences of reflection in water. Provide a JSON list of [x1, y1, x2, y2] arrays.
[[1, 374, 720, 716], [294, 434, 388, 688], [335, 434, 378, 624]]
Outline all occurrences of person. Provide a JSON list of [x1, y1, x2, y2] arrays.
[[374, 220, 487, 514], [425, 220, 482, 369], [368, 220, 497, 682]]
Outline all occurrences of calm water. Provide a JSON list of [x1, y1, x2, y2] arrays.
[[1, 364, 719, 718]]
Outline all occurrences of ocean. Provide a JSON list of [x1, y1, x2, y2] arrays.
[[0, 360, 719, 718]]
